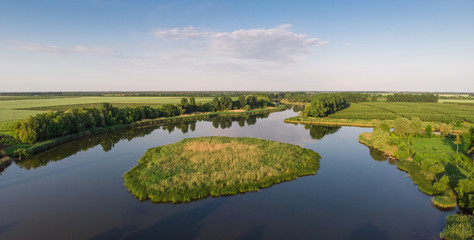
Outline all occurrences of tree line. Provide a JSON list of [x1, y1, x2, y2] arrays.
[[211, 95, 272, 111], [303, 94, 347, 117], [11, 96, 273, 144], [386, 93, 438, 102]]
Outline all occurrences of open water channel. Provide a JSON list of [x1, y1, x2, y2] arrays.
[[0, 109, 454, 239]]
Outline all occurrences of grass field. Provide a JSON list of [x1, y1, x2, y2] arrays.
[[0, 96, 214, 123], [328, 102, 474, 123], [438, 99, 474, 104]]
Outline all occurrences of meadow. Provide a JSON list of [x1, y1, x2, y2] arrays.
[[123, 136, 320, 203], [439, 99, 474, 104]]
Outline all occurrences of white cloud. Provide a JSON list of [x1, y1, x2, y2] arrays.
[[12, 40, 116, 56], [152, 24, 326, 61], [15, 41, 69, 54], [74, 45, 115, 55], [153, 26, 210, 40]]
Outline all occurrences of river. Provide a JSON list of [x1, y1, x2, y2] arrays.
[[0, 110, 453, 239]]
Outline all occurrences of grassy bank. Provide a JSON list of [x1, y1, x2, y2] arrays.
[[358, 129, 474, 239], [123, 136, 320, 203]]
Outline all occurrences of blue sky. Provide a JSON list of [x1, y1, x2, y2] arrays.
[[1, 0, 473, 92]]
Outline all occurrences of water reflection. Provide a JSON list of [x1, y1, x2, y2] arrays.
[[304, 125, 341, 140], [292, 105, 305, 113], [14, 113, 272, 171]]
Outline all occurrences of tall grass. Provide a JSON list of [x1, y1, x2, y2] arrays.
[[123, 136, 320, 203], [440, 214, 474, 240]]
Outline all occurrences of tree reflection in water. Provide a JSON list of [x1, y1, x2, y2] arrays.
[[13, 113, 271, 171]]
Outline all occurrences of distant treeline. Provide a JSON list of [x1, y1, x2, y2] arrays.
[[386, 93, 438, 102], [279, 92, 377, 103], [0, 91, 280, 98], [12, 96, 273, 144], [303, 94, 347, 117]]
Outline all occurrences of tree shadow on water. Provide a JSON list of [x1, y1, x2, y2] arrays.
[[236, 225, 265, 240], [0, 220, 20, 236], [345, 222, 388, 240], [89, 199, 226, 240]]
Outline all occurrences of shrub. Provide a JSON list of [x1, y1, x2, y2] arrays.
[[433, 175, 449, 192], [14, 148, 31, 159]]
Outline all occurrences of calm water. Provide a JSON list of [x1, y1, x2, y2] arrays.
[[0, 110, 454, 240]]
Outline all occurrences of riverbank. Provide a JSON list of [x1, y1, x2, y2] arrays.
[[285, 116, 470, 133], [2, 106, 286, 160], [358, 130, 474, 239]]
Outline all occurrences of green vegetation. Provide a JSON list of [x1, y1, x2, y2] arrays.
[[386, 93, 438, 102], [439, 99, 474, 104], [303, 94, 346, 117], [9, 95, 275, 144], [0, 96, 216, 123], [440, 214, 474, 240], [356, 117, 474, 239], [286, 103, 474, 134], [330, 102, 474, 123], [123, 136, 320, 203], [3, 105, 285, 158], [432, 195, 457, 208]]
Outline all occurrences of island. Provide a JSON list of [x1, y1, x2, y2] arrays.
[[123, 136, 320, 203]]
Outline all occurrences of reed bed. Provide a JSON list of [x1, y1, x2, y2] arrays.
[[123, 136, 320, 203], [440, 214, 474, 240]]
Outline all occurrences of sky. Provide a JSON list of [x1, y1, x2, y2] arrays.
[[0, 0, 473, 92]]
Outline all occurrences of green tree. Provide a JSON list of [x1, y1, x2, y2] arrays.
[[388, 134, 400, 145], [440, 123, 452, 137], [409, 117, 424, 135], [369, 128, 390, 149], [425, 124, 433, 136], [433, 175, 449, 192], [212, 97, 220, 111], [454, 134, 462, 154], [14, 148, 31, 160], [239, 95, 246, 108], [393, 118, 411, 137], [377, 123, 391, 132]]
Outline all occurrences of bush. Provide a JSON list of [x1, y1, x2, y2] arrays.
[[433, 175, 449, 192], [388, 134, 400, 146], [14, 148, 31, 159], [396, 142, 411, 159]]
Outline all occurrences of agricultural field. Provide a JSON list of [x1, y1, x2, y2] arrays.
[[0, 96, 214, 122], [328, 102, 474, 123], [438, 99, 474, 104]]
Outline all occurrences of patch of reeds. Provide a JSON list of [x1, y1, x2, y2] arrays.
[[432, 195, 457, 209], [123, 136, 320, 203], [440, 214, 474, 240]]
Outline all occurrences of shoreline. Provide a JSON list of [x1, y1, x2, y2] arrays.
[[4, 106, 286, 160]]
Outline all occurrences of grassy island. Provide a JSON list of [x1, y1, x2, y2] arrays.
[[123, 136, 320, 203]]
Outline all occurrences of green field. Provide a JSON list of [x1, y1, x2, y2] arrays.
[[328, 102, 474, 123], [439, 99, 474, 104], [0, 96, 214, 123]]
